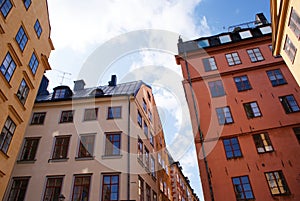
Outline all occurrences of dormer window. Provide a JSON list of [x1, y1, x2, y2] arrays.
[[90, 88, 104, 96], [52, 86, 72, 100]]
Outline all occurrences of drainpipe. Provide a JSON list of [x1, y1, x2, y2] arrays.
[[183, 52, 215, 201], [127, 95, 131, 201]]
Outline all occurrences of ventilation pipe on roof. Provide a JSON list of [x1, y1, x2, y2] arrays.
[[73, 80, 85, 91], [108, 75, 117, 86], [255, 13, 269, 26]]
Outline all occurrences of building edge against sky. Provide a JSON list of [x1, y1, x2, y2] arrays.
[[271, 0, 300, 86], [175, 13, 300, 201], [0, 0, 54, 200]]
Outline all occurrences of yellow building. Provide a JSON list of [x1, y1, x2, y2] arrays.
[[0, 0, 53, 199], [271, 0, 300, 85]]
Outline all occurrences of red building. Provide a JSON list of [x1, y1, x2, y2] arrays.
[[175, 14, 300, 201]]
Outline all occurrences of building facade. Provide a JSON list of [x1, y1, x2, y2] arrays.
[[4, 76, 178, 201], [0, 0, 54, 199], [271, 0, 300, 85], [176, 14, 300, 201]]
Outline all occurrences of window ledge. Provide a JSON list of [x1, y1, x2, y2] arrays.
[[75, 156, 95, 161], [48, 158, 69, 163], [137, 158, 144, 167], [17, 160, 36, 164], [101, 155, 123, 159], [0, 150, 9, 159]]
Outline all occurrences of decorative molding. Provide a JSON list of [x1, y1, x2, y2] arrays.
[[22, 70, 34, 89], [7, 43, 22, 66], [41, 54, 51, 70], [8, 105, 23, 124], [0, 89, 8, 102], [0, 24, 4, 34], [0, 170, 5, 177]]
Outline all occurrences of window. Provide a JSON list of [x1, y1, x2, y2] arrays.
[[7, 177, 30, 201], [234, 75, 252, 91], [52, 136, 70, 159], [247, 48, 264, 62], [243, 101, 261, 118], [28, 52, 39, 75], [150, 156, 156, 178], [15, 26, 28, 51], [53, 88, 67, 99], [208, 80, 225, 97], [226, 52, 241, 66], [60, 110, 74, 123], [260, 26, 272, 34], [148, 110, 152, 122], [284, 35, 297, 63], [43, 176, 63, 201], [202, 57, 217, 72], [138, 138, 143, 161], [198, 39, 209, 48], [1, 52, 16, 82], [17, 79, 30, 105], [105, 133, 121, 156], [265, 171, 290, 195], [138, 176, 144, 201], [138, 111, 142, 127], [216, 106, 233, 125], [150, 132, 154, 147], [253, 133, 273, 153], [34, 19, 42, 38], [20, 137, 40, 161], [223, 137, 242, 159], [239, 30, 252, 39], [108, 106, 121, 119], [279, 95, 300, 113], [146, 184, 151, 201], [153, 191, 157, 201], [71, 175, 91, 201], [23, 0, 31, 9], [147, 91, 151, 101], [84, 108, 98, 121], [232, 176, 254, 200], [289, 8, 300, 39], [0, 117, 16, 154], [31, 112, 46, 125], [158, 152, 161, 165], [78, 134, 95, 158], [292, 127, 300, 143], [144, 121, 148, 137], [145, 147, 149, 169], [219, 35, 231, 43], [143, 99, 147, 112], [0, 0, 12, 18], [266, 69, 286, 86], [102, 175, 119, 201]]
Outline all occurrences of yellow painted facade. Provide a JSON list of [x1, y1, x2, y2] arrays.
[[271, 0, 300, 85], [0, 0, 53, 199]]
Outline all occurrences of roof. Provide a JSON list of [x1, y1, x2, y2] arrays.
[[36, 80, 149, 102]]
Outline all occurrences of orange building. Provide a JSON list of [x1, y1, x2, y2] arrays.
[[175, 14, 300, 201], [0, 0, 53, 199]]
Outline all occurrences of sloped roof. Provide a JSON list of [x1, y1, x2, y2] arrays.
[[36, 80, 149, 102]]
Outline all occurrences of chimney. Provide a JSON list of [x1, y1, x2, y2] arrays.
[[108, 75, 117, 86], [73, 80, 85, 91], [255, 13, 268, 26], [37, 75, 49, 96]]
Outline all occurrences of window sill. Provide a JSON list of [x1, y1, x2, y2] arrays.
[[75, 156, 95, 161], [59, 121, 73, 124], [137, 158, 144, 167], [17, 160, 36, 164], [0, 150, 9, 159], [102, 155, 123, 159], [48, 158, 69, 163]]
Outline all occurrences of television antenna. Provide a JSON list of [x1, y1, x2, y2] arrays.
[[53, 69, 72, 85]]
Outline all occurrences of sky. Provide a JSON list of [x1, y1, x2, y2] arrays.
[[46, 0, 271, 200]]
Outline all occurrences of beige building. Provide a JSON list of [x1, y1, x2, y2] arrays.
[[4, 76, 178, 201], [271, 0, 300, 85], [0, 0, 53, 199]]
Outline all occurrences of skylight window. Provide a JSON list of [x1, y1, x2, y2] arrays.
[[259, 26, 272, 34], [198, 39, 209, 48], [219, 35, 231, 43], [239, 30, 252, 39]]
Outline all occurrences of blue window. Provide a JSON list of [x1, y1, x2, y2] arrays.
[[1, 52, 16, 82], [203, 57, 217, 72], [223, 137, 242, 159], [279, 95, 300, 113], [266, 69, 287, 86], [137, 111, 142, 127], [15, 26, 28, 51], [107, 106, 121, 119], [23, 0, 31, 9], [16, 79, 30, 105], [28, 52, 39, 74], [216, 106, 233, 125], [34, 19, 42, 38], [232, 176, 254, 200], [0, 0, 12, 18], [208, 80, 225, 97], [234, 75, 252, 92]]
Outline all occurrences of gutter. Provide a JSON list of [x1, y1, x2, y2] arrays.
[[127, 95, 131, 201]]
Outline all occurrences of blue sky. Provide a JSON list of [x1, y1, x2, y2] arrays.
[[46, 1, 271, 200]]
